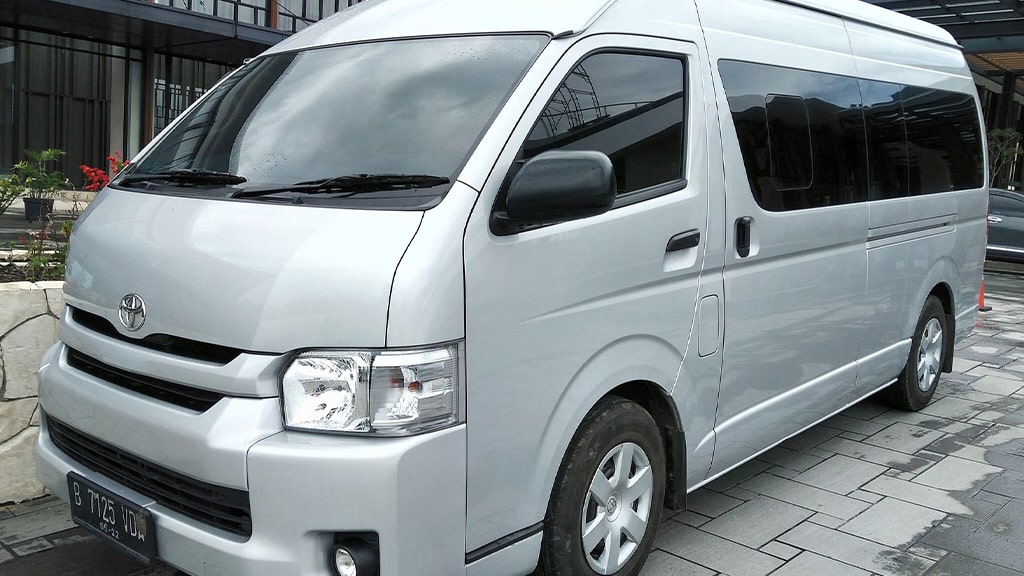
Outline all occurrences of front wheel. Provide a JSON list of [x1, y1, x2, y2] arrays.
[[885, 295, 948, 411], [537, 397, 665, 576]]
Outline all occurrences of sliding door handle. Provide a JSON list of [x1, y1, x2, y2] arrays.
[[736, 217, 752, 258], [666, 229, 701, 252]]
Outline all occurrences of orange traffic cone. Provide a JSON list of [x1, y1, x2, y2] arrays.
[[979, 277, 992, 312]]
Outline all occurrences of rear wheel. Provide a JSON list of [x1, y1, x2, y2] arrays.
[[537, 397, 665, 576], [886, 295, 948, 411]]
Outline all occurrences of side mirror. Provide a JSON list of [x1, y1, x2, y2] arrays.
[[501, 150, 616, 229]]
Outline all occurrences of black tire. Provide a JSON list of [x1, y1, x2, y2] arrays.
[[885, 295, 948, 411], [536, 397, 665, 576]]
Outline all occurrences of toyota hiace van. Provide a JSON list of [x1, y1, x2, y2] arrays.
[[36, 0, 988, 574]]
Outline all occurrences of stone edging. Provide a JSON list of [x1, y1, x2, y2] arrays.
[[0, 281, 62, 504]]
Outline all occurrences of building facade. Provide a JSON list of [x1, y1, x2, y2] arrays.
[[0, 0, 1021, 188], [0, 0, 360, 187], [862, 0, 1024, 188]]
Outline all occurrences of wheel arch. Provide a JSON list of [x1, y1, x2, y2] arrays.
[[607, 381, 687, 510], [927, 282, 955, 373], [907, 255, 958, 374], [535, 337, 686, 537]]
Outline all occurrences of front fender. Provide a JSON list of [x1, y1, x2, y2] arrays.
[[528, 335, 681, 522]]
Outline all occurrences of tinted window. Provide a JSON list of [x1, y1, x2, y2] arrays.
[[991, 193, 1024, 216], [721, 60, 983, 211], [766, 95, 812, 191], [861, 80, 908, 200], [522, 52, 685, 194], [720, 60, 865, 211], [903, 87, 984, 195]]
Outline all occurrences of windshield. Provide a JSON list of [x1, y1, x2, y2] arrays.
[[120, 35, 547, 208]]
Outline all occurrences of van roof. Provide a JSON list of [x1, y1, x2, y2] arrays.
[[263, 0, 617, 55], [779, 0, 957, 47], [263, 0, 958, 55]]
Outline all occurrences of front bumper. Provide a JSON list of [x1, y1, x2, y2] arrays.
[[35, 343, 468, 576]]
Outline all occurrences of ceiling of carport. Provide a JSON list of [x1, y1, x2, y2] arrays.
[[866, 0, 1024, 40], [864, 0, 1024, 94]]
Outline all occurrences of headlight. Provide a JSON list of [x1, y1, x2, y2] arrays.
[[281, 343, 462, 436]]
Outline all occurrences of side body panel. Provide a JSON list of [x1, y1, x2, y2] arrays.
[[695, 0, 987, 480], [845, 20, 987, 354]]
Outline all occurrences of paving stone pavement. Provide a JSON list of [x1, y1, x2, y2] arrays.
[[647, 270, 1024, 576], [0, 495, 178, 575], [0, 270, 1022, 575]]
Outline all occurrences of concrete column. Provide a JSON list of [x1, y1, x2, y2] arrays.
[[142, 49, 156, 146], [995, 73, 1019, 131], [109, 57, 126, 159], [269, 0, 280, 30]]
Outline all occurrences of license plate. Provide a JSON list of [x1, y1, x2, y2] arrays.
[[67, 472, 157, 563]]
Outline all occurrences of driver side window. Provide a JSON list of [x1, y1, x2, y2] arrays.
[[520, 51, 687, 195]]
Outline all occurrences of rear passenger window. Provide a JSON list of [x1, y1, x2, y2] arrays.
[[903, 87, 984, 195], [766, 95, 812, 191], [521, 52, 686, 195], [861, 80, 908, 200], [720, 60, 865, 211], [721, 60, 983, 211]]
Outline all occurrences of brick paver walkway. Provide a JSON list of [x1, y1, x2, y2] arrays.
[[647, 271, 1024, 576]]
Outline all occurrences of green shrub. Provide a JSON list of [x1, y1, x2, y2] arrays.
[[0, 173, 21, 216]]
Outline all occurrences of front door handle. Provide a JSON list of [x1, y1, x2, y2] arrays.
[[988, 215, 1003, 224], [666, 229, 701, 252]]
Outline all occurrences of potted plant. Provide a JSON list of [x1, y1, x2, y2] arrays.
[[12, 148, 67, 222]]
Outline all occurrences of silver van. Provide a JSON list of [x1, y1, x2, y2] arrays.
[[36, 0, 988, 574]]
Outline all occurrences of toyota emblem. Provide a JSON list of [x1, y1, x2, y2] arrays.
[[118, 294, 146, 332]]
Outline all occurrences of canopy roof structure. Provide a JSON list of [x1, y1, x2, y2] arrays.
[[864, 0, 1024, 99], [0, 0, 289, 66]]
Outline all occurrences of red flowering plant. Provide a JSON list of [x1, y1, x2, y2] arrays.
[[79, 151, 129, 192], [108, 151, 128, 174], [80, 164, 109, 192]]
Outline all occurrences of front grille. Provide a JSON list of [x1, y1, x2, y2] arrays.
[[67, 348, 223, 412], [70, 307, 243, 364], [47, 416, 253, 537]]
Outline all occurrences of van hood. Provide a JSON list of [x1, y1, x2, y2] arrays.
[[63, 189, 422, 353]]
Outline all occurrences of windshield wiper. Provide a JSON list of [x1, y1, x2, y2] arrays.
[[230, 174, 450, 199], [118, 169, 248, 187]]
